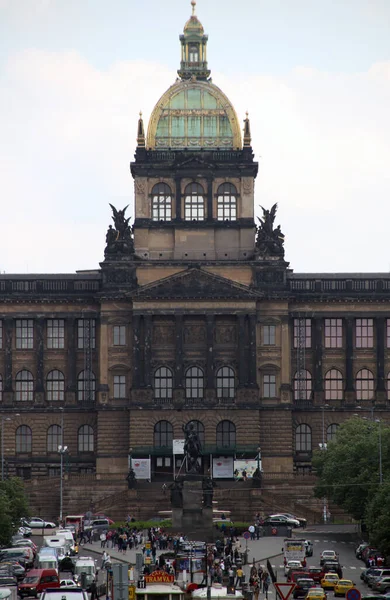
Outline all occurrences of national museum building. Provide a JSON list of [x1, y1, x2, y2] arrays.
[[0, 4, 389, 498]]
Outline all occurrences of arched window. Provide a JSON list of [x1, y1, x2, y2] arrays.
[[15, 370, 34, 402], [324, 369, 343, 401], [216, 366, 235, 399], [216, 420, 236, 448], [16, 425, 32, 453], [0, 374, 2, 402], [217, 183, 237, 221], [327, 423, 339, 442], [185, 420, 205, 446], [47, 424, 62, 453], [293, 370, 312, 401], [77, 370, 96, 402], [154, 421, 173, 448], [295, 424, 312, 452], [184, 183, 205, 221], [46, 370, 65, 402], [356, 368, 375, 401], [78, 425, 94, 452], [189, 44, 199, 62], [185, 366, 204, 399], [154, 367, 173, 400], [152, 183, 172, 222]]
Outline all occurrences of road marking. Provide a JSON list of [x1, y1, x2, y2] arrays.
[[341, 541, 346, 544], [350, 567, 357, 570], [331, 540, 337, 543]]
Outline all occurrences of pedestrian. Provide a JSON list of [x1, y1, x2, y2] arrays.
[[249, 524, 255, 541], [228, 567, 234, 586], [253, 576, 260, 600], [235, 566, 244, 588], [100, 532, 107, 548], [90, 579, 98, 600], [263, 573, 270, 599]]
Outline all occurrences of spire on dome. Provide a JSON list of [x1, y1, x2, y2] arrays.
[[137, 111, 145, 147], [243, 112, 252, 147], [178, 1, 210, 81]]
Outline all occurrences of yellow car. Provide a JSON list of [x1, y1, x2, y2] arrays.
[[334, 580, 355, 597], [305, 588, 327, 600], [321, 574, 339, 589]]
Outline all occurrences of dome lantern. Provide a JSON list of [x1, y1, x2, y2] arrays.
[[178, 1, 210, 81]]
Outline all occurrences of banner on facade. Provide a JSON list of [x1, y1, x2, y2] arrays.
[[234, 459, 260, 479], [172, 439, 185, 454], [212, 456, 234, 478], [131, 458, 151, 480]]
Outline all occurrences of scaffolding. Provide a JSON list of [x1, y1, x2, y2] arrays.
[[83, 317, 93, 402], [296, 317, 306, 401]]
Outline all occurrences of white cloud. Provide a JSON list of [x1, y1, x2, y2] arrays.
[[0, 49, 389, 273]]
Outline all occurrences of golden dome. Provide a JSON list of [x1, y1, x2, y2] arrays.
[[183, 1, 204, 33]]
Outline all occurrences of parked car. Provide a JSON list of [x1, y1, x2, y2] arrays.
[[270, 514, 300, 527], [0, 560, 26, 580], [320, 551, 338, 566], [293, 578, 316, 598], [361, 569, 381, 584], [368, 570, 390, 588], [334, 580, 355, 597], [12, 539, 38, 556], [22, 517, 56, 529], [356, 543, 369, 560], [83, 518, 111, 532], [281, 513, 308, 528], [371, 577, 390, 594]]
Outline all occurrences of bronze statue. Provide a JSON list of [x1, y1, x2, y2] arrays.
[[183, 421, 202, 474], [202, 476, 215, 508], [255, 203, 285, 258], [126, 468, 136, 489], [104, 204, 134, 256], [109, 204, 131, 238], [169, 480, 183, 508]]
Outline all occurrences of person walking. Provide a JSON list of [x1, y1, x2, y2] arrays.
[[263, 572, 270, 599], [90, 579, 98, 600], [253, 576, 260, 600], [235, 566, 244, 588]]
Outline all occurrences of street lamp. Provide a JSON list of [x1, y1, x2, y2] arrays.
[[58, 444, 68, 523], [257, 447, 261, 472], [128, 447, 133, 471]]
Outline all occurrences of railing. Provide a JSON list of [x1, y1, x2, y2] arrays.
[[289, 277, 390, 294], [0, 277, 101, 295]]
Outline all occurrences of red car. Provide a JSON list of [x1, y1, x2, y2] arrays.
[[307, 567, 325, 583]]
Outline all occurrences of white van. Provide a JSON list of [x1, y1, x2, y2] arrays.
[[55, 531, 76, 555], [43, 537, 68, 553], [73, 557, 96, 591], [37, 553, 59, 572]]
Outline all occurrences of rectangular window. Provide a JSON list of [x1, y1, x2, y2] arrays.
[[16, 319, 34, 349], [47, 319, 65, 349], [356, 318, 374, 348], [113, 375, 126, 399], [113, 325, 126, 346], [324, 318, 343, 348], [0, 320, 2, 349], [263, 325, 276, 346], [48, 467, 61, 477], [77, 319, 96, 349], [263, 374, 276, 398], [293, 319, 311, 348]]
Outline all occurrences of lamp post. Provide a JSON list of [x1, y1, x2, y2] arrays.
[[128, 447, 133, 471], [58, 444, 68, 523], [257, 447, 261, 473]]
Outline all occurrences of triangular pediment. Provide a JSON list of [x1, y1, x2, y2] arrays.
[[134, 268, 260, 300], [175, 155, 215, 169]]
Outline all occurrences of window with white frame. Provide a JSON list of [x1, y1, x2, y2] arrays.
[[263, 324, 276, 346], [327, 423, 339, 442], [324, 369, 343, 401], [293, 370, 312, 401], [16, 425, 32, 453], [295, 423, 312, 452], [356, 318, 373, 348], [154, 367, 173, 400], [216, 366, 235, 399], [77, 370, 96, 402], [184, 183, 205, 221], [47, 319, 65, 349], [46, 370, 65, 402], [78, 424, 94, 452], [293, 318, 311, 348], [152, 183, 172, 221], [47, 424, 62, 453], [15, 370, 34, 401], [16, 319, 34, 349], [113, 375, 126, 398], [263, 374, 276, 398], [356, 368, 375, 400], [217, 183, 237, 221], [324, 318, 343, 348], [185, 366, 204, 399], [113, 325, 126, 346], [77, 319, 96, 349]]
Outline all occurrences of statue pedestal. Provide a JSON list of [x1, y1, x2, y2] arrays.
[[171, 479, 214, 541]]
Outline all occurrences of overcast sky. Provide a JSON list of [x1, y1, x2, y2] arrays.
[[1, 0, 390, 274]]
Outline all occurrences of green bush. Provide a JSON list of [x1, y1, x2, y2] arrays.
[[110, 519, 172, 530]]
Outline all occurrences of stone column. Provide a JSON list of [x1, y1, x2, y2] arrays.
[[248, 314, 258, 386], [35, 318, 45, 402], [132, 315, 141, 388], [345, 317, 355, 403], [206, 176, 213, 221], [313, 318, 324, 404], [205, 315, 215, 402], [376, 317, 386, 403], [173, 314, 185, 404], [238, 314, 248, 386], [144, 315, 152, 388], [97, 316, 109, 405], [3, 318, 13, 403], [175, 177, 182, 220]]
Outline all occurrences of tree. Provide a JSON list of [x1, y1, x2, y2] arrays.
[[0, 477, 30, 546], [0, 490, 13, 547], [312, 417, 389, 521], [366, 482, 390, 557]]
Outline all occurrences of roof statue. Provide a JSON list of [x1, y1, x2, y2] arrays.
[[255, 203, 285, 259], [104, 204, 134, 257]]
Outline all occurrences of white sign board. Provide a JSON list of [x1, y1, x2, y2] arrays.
[[131, 458, 151, 479], [173, 439, 185, 454], [212, 456, 234, 478]]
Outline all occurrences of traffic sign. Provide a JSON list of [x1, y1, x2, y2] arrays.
[[272, 527, 277, 535], [346, 589, 361, 600], [243, 531, 251, 540], [274, 582, 296, 600]]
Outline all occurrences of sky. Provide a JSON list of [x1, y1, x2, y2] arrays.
[[0, 0, 390, 274]]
